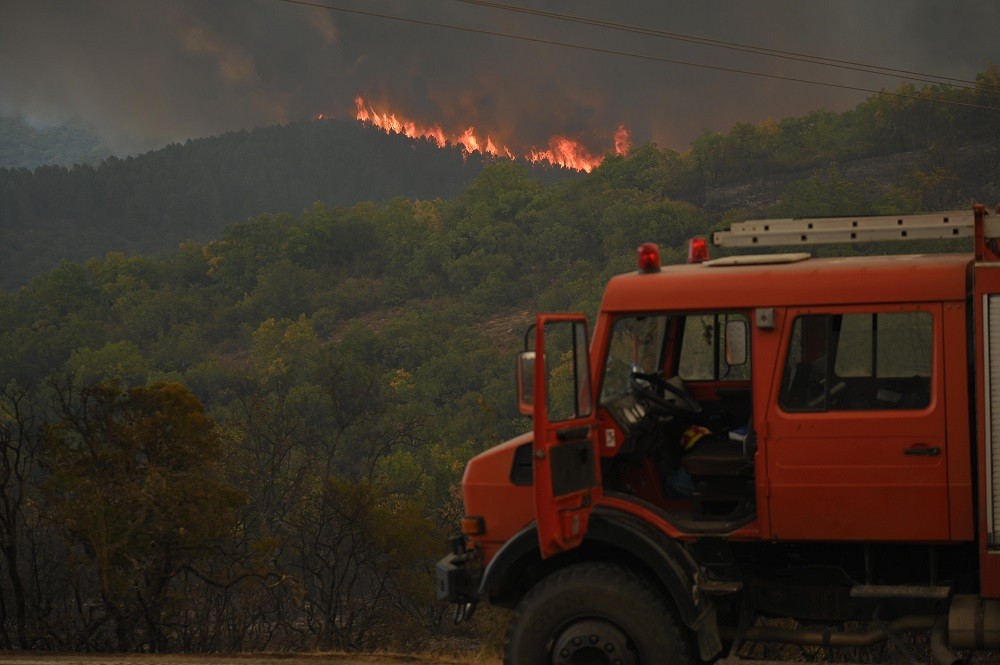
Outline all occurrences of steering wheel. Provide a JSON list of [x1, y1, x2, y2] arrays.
[[630, 369, 702, 417]]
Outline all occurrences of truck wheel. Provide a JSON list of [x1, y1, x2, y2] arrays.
[[503, 561, 692, 665]]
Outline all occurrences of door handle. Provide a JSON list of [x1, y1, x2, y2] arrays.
[[556, 425, 591, 441], [904, 444, 941, 456]]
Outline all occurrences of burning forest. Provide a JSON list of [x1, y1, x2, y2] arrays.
[[351, 96, 631, 172]]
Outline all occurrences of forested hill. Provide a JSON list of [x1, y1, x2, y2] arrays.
[[0, 118, 579, 290], [3, 66, 1000, 292]]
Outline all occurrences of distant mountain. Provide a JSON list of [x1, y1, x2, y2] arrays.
[[0, 118, 578, 290], [0, 115, 112, 168]]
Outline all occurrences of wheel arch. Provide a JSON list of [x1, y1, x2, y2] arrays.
[[479, 506, 720, 658]]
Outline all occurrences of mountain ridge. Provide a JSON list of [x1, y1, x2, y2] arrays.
[[0, 118, 580, 290]]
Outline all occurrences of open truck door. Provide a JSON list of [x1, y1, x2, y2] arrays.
[[520, 314, 601, 558]]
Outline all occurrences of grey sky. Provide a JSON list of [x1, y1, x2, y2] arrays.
[[1, 0, 996, 156]]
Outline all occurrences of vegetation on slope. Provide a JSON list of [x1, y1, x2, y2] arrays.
[[0, 119, 579, 291], [2, 64, 999, 291]]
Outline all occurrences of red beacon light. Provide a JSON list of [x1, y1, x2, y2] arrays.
[[637, 242, 661, 273], [687, 236, 710, 264]]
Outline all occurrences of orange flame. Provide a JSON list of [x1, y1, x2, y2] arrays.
[[614, 125, 632, 156], [352, 97, 628, 172]]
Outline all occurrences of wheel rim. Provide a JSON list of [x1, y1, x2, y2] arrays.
[[551, 618, 638, 665]]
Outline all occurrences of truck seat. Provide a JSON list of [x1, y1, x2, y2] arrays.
[[680, 435, 753, 477], [680, 430, 755, 521]]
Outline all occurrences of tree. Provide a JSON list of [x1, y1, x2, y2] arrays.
[[64, 340, 150, 387], [688, 129, 730, 191], [218, 318, 442, 650], [769, 163, 881, 217], [0, 382, 38, 649], [900, 167, 961, 212], [41, 380, 244, 651]]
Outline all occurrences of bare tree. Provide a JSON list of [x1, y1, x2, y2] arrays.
[[0, 382, 38, 649]]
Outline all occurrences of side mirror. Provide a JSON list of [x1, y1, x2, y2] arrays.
[[725, 319, 748, 366], [516, 351, 535, 416]]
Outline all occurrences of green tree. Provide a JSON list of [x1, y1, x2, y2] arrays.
[[769, 163, 881, 217], [64, 341, 150, 387], [41, 381, 245, 651]]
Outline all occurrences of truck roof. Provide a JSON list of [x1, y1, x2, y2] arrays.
[[600, 252, 971, 313]]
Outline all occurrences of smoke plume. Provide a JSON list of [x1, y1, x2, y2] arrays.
[[0, 0, 996, 156]]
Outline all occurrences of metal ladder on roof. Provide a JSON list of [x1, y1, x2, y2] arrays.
[[712, 211, 978, 248]]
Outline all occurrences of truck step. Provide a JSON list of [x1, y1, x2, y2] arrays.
[[849, 584, 951, 599], [700, 579, 743, 594]]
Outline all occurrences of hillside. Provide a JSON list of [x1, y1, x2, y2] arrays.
[[3, 67, 1000, 292], [0, 118, 580, 290], [700, 143, 1000, 215]]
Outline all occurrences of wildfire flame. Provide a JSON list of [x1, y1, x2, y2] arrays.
[[351, 97, 629, 173], [614, 125, 631, 156]]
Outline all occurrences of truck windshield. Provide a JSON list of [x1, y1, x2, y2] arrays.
[[600, 315, 669, 406]]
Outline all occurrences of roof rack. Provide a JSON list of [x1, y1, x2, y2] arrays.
[[712, 211, 975, 248]]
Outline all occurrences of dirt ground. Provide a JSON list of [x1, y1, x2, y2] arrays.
[[0, 653, 494, 665]]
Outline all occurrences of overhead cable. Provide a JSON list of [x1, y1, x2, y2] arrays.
[[274, 0, 1000, 113], [454, 0, 1000, 96]]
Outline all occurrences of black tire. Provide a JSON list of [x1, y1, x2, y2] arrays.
[[503, 561, 693, 665]]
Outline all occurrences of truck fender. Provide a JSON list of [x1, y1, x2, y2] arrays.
[[587, 508, 711, 626], [477, 523, 541, 605], [478, 506, 722, 660]]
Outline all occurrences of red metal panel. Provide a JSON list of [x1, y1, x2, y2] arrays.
[[461, 433, 535, 564], [943, 301, 974, 541], [764, 303, 951, 542], [602, 254, 969, 314], [531, 314, 601, 559]]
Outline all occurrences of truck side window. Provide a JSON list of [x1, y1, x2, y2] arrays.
[[678, 313, 751, 382], [780, 311, 932, 412]]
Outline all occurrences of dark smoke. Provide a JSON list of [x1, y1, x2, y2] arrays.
[[0, 0, 996, 156]]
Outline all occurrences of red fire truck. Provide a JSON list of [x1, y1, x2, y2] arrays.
[[437, 204, 1000, 664]]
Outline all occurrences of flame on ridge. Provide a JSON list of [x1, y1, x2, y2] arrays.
[[350, 97, 630, 173]]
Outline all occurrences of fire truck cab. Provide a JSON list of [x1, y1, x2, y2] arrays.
[[438, 205, 1000, 665]]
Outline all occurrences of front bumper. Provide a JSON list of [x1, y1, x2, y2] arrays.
[[435, 536, 484, 604]]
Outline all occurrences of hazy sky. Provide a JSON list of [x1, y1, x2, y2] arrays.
[[1, 0, 997, 156]]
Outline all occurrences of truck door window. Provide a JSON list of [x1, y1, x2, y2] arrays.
[[678, 313, 751, 382], [543, 320, 593, 422], [780, 311, 932, 412]]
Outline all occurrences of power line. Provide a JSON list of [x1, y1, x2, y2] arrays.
[[274, 0, 1000, 113], [454, 0, 1000, 96]]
